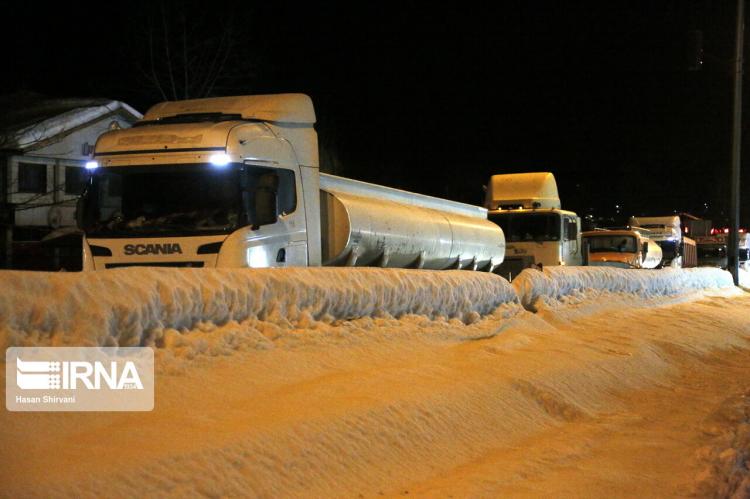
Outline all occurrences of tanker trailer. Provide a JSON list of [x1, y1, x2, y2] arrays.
[[319, 174, 503, 270]]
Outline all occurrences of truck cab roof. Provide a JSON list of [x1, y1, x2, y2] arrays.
[[485, 172, 562, 210], [93, 94, 319, 168], [143, 94, 316, 125]]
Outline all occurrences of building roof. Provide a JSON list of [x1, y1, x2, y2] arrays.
[[0, 92, 142, 152]]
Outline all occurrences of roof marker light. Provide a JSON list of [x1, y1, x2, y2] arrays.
[[209, 153, 231, 167], [85, 161, 99, 170]]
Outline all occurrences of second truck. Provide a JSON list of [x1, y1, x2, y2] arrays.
[[628, 215, 697, 268], [484, 172, 581, 280]]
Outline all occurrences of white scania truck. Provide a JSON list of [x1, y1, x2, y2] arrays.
[[484, 172, 581, 280], [77, 94, 505, 271]]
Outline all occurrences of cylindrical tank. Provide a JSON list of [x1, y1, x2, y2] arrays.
[[320, 189, 505, 271]]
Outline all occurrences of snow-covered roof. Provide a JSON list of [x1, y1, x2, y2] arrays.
[[0, 93, 142, 151]]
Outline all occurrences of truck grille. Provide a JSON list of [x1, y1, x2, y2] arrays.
[[104, 261, 205, 269]]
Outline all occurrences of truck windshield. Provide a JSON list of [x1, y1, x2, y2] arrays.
[[79, 163, 295, 238], [488, 212, 560, 242], [585, 235, 637, 253]]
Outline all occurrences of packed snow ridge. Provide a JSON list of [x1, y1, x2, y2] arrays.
[[0, 266, 741, 350], [0, 267, 517, 349], [513, 266, 736, 310]]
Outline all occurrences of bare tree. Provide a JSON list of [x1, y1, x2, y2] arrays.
[[129, 1, 258, 102]]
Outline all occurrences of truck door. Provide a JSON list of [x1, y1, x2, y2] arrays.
[[218, 164, 307, 268], [563, 216, 580, 264], [257, 166, 307, 267]]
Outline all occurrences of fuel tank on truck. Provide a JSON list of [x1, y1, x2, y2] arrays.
[[319, 174, 505, 271]]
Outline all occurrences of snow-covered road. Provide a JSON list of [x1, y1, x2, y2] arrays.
[[0, 267, 748, 497]]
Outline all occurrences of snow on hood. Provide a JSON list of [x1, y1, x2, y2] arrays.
[[0, 267, 517, 349], [513, 266, 736, 310]]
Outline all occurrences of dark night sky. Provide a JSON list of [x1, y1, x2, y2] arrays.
[[2, 1, 747, 225]]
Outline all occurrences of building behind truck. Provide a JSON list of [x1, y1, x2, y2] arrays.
[[79, 94, 505, 271], [0, 93, 141, 270], [485, 172, 581, 280], [628, 215, 697, 268]]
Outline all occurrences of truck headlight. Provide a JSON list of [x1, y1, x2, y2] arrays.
[[209, 153, 231, 167]]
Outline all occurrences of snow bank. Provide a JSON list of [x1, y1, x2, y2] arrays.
[[513, 266, 736, 310], [0, 267, 517, 349], [3, 281, 749, 498], [740, 267, 750, 291]]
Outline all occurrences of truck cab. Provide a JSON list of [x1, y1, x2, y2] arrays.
[[78, 94, 318, 270], [582, 228, 663, 269], [485, 172, 581, 280], [696, 236, 728, 269], [628, 215, 696, 268], [695, 232, 749, 270]]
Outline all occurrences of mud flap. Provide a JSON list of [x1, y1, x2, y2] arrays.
[[493, 256, 536, 281]]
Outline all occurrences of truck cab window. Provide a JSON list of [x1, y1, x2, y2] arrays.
[[566, 218, 577, 241], [240, 166, 296, 227], [488, 212, 561, 242], [276, 169, 296, 215], [585, 235, 637, 253]]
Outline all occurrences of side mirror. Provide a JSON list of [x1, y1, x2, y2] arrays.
[[582, 240, 590, 265], [75, 196, 85, 229], [642, 242, 649, 255], [75, 192, 96, 230], [254, 173, 279, 227]]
